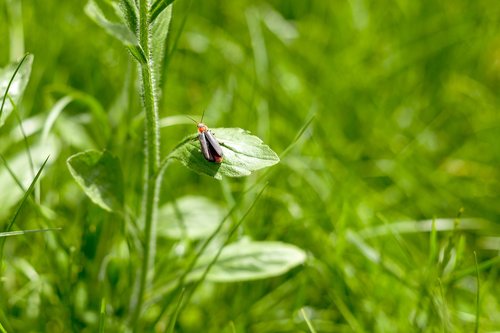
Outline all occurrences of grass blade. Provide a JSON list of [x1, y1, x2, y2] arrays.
[[474, 251, 480, 333], [165, 288, 185, 333], [0, 155, 49, 267], [300, 308, 317, 333], [0, 228, 61, 238], [98, 297, 106, 333], [0, 53, 33, 126]]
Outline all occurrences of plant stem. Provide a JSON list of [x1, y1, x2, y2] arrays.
[[131, 0, 162, 329]]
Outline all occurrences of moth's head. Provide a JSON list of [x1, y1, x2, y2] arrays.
[[197, 123, 208, 133]]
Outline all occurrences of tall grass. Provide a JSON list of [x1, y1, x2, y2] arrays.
[[1, 0, 499, 332]]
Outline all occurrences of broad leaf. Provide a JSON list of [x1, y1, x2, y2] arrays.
[[158, 196, 226, 240], [151, 3, 172, 95], [67, 150, 124, 212], [85, 0, 146, 64], [170, 128, 280, 179], [191, 241, 306, 282], [0, 54, 34, 127]]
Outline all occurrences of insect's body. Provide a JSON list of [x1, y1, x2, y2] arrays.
[[197, 122, 224, 163]]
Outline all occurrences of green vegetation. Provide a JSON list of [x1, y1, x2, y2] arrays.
[[1, 0, 499, 332]]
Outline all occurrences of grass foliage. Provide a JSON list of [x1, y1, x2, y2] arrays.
[[1, 0, 500, 332]]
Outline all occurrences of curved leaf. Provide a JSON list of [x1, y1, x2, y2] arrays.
[[170, 128, 280, 179], [151, 3, 172, 95], [158, 196, 226, 240], [67, 150, 124, 212], [151, 0, 176, 23], [0, 54, 34, 127], [85, 0, 146, 64], [191, 241, 306, 282]]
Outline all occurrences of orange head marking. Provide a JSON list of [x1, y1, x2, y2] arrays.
[[197, 123, 208, 133]]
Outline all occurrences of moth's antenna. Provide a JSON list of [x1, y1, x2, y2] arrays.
[[186, 115, 198, 124], [200, 108, 207, 123]]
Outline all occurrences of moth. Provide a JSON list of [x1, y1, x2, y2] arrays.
[[188, 113, 224, 163]]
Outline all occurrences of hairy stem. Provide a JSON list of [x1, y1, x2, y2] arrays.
[[131, 0, 161, 329]]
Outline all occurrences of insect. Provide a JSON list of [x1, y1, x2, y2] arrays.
[[188, 112, 224, 163]]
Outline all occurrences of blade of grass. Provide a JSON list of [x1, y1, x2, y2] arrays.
[[41, 96, 73, 143], [444, 255, 500, 283], [0, 53, 30, 119], [474, 251, 480, 333], [330, 288, 366, 333], [12, 100, 35, 181], [0, 153, 26, 191], [11, 99, 41, 205], [0, 155, 49, 270], [300, 308, 318, 333], [0, 321, 6, 333], [0, 228, 61, 238], [164, 288, 185, 333], [0, 154, 55, 221], [99, 297, 106, 333], [279, 114, 315, 158]]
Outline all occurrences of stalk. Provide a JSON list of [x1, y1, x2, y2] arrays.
[[131, 0, 161, 329]]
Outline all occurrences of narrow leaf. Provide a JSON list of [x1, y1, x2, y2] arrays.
[[0, 228, 61, 238], [151, 2, 172, 95], [170, 128, 280, 179], [117, 0, 138, 33], [85, 0, 146, 64], [301, 308, 318, 333], [0, 156, 50, 266], [191, 241, 306, 282], [0, 141, 59, 220], [41, 96, 73, 143], [98, 297, 106, 333], [151, 0, 176, 23], [67, 150, 124, 212], [166, 288, 185, 333], [0, 54, 34, 126], [158, 196, 226, 240]]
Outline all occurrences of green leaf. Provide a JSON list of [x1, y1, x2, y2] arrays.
[[0, 140, 59, 220], [0, 156, 50, 266], [170, 128, 280, 179], [117, 0, 138, 34], [67, 150, 124, 212], [0, 54, 34, 127], [85, 0, 146, 64], [151, 0, 176, 23], [0, 228, 61, 238], [191, 241, 306, 282], [151, 3, 172, 95], [158, 196, 226, 240]]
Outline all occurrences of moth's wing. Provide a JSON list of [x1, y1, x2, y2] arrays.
[[205, 131, 223, 157], [199, 132, 214, 161]]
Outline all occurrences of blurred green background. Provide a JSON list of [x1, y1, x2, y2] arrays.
[[1, 0, 500, 332]]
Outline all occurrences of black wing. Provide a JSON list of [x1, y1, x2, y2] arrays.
[[198, 132, 214, 161], [204, 130, 223, 157]]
